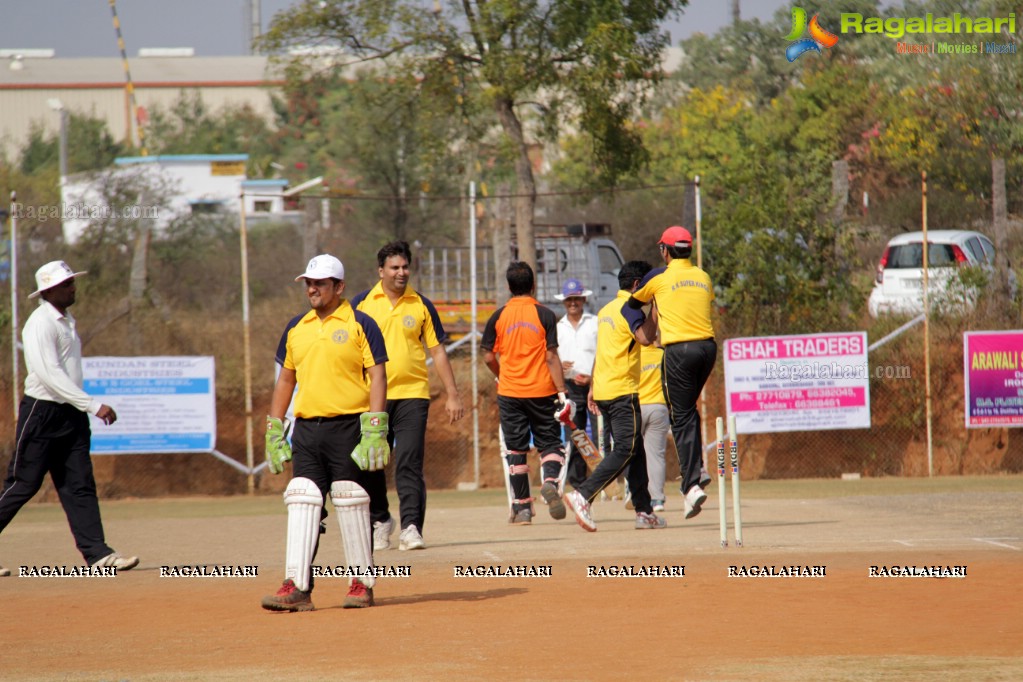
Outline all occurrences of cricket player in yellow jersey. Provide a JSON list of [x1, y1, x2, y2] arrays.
[[564, 261, 666, 532], [351, 240, 464, 552], [262, 254, 390, 612], [627, 226, 717, 520], [638, 343, 670, 511]]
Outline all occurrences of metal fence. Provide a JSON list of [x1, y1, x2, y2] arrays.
[[2, 182, 1021, 504]]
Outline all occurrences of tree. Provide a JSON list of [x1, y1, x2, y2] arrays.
[[258, 0, 688, 271], [144, 90, 281, 177], [672, 1, 882, 109], [19, 113, 126, 176], [272, 69, 468, 242], [552, 55, 876, 333]]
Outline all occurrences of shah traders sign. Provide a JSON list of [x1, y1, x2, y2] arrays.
[[724, 332, 870, 435], [963, 331, 1023, 428], [83, 356, 217, 453]]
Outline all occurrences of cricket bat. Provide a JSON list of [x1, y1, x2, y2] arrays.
[[558, 411, 602, 471], [560, 410, 623, 500]]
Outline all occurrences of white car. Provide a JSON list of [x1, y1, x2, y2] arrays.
[[867, 229, 1013, 317]]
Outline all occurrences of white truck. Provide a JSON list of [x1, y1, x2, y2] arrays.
[[413, 223, 626, 335]]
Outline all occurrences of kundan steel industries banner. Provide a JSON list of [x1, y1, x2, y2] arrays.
[[723, 332, 871, 435], [83, 356, 217, 453], [963, 331, 1023, 428]]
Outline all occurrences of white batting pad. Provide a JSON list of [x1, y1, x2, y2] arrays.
[[329, 480, 376, 588], [284, 477, 323, 592]]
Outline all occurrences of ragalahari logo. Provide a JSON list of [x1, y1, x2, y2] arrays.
[[785, 7, 839, 62]]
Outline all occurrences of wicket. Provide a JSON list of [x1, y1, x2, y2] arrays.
[[715, 415, 743, 548]]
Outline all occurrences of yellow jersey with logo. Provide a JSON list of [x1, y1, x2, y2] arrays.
[[638, 344, 665, 405], [277, 301, 388, 417], [592, 291, 645, 402], [631, 259, 714, 345], [351, 283, 448, 400]]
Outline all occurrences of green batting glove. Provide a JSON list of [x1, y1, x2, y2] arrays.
[[351, 412, 390, 471], [265, 416, 292, 475]]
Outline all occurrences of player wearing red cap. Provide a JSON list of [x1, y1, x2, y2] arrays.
[[627, 226, 716, 519]]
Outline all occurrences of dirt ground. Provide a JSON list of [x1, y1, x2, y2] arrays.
[[1, 478, 1021, 681]]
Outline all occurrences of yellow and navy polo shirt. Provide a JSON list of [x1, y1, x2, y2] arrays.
[[351, 283, 448, 400], [638, 344, 666, 406], [631, 258, 714, 345], [275, 300, 388, 417], [481, 296, 558, 399], [592, 290, 646, 402]]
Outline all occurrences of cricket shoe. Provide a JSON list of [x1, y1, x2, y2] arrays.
[[261, 579, 314, 612], [373, 517, 395, 551], [509, 506, 533, 525], [651, 499, 665, 512], [399, 525, 425, 551], [699, 467, 713, 489], [92, 552, 139, 571], [683, 485, 707, 519], [343, 579, 374, 608], [564, 490, 596, 532], [0, 564, 10, 577], [635, 511, 668, 530], [539, 481, 566, 520]]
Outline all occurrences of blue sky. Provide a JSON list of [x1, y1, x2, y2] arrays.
[[0, 0, 791, 58]]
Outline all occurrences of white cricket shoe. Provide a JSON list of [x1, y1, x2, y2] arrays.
[[0, 564, 10, 577], [93, 552, 139, 571], [683, 485, 707, 519], [373, 518, 395, 551], [398, 525, 425, 551], [564, 490, 597, 532], [635, 511, 668, 530]]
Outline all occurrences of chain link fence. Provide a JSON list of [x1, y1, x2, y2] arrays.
[[1, 182, 1021, 503]]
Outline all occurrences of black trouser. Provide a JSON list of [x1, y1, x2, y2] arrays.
[[577, 393, 652, 514], [291, 414, 366, 498], [563, 382, 591, 489], [0, 397, 113, 565], [366, 398, 429, 533], [662, 339, 717, 495], [497, 395, 565, 509]]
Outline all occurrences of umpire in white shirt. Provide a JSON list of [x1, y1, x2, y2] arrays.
[[555, 278, 598, 489], [0, 261, 138, 576]]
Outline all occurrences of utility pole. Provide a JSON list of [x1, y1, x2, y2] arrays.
[[249, 0, 262, 54]]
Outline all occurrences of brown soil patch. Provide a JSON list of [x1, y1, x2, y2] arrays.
[[1, 489, 1020, 681]]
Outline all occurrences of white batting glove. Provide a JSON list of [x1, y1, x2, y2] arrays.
[[554, 392, 576, 423]]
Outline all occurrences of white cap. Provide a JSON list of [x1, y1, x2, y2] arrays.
[[29, 260, 87, 299], [295, 254, 344, 282]]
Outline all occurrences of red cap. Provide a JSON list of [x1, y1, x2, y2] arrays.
[[659, 226, 692, 247]]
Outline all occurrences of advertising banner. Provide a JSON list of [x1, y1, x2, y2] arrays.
[[723, 332, 870, 434], [963, 331, 1023, 428], [83, 356, 216, 453]]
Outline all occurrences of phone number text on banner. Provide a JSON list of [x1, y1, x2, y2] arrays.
[[83, 357, 217, 454], [723, 332, 871, 435]]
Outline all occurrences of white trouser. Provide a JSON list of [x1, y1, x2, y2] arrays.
[[641, 403, 670, 501]]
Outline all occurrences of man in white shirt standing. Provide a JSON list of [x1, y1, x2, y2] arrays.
[[0, 261, 138, 577], [554, 278, 598, 490]]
